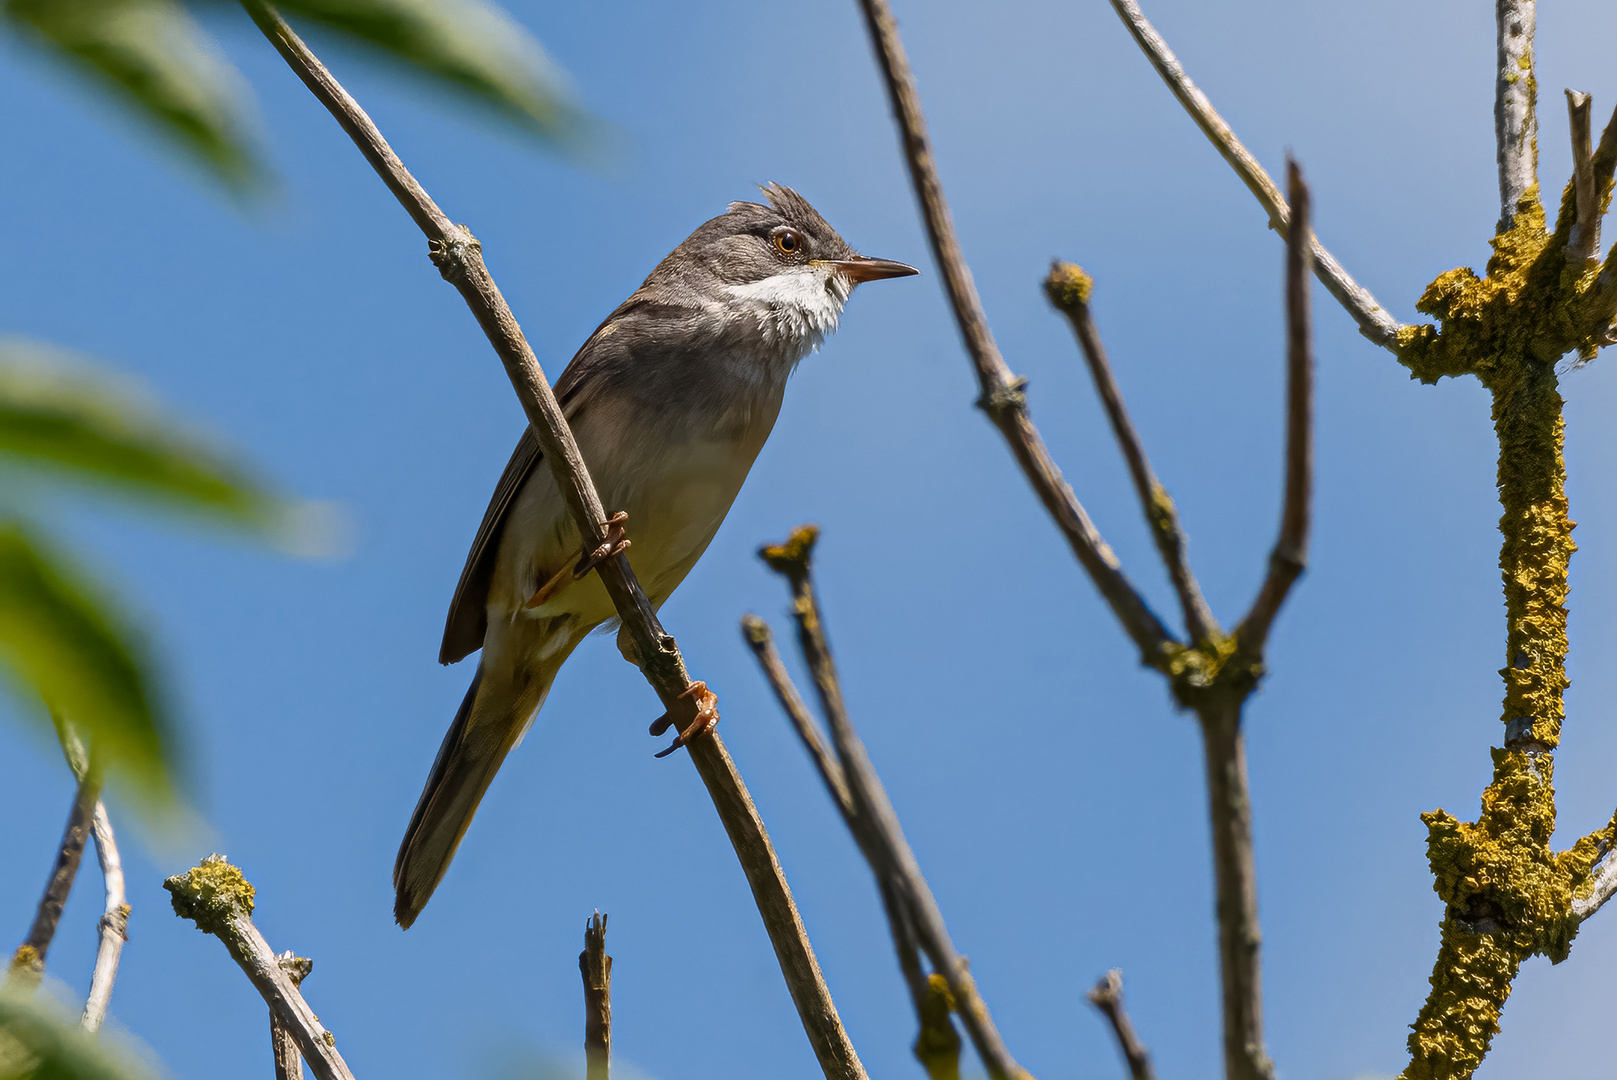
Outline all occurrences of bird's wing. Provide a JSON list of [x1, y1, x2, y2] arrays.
[[437, 297, 661, 665], [438, 426, 544, 664]]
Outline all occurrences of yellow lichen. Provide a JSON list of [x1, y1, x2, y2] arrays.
[[164, 854, 256, 937], [1042, 260, 1094, 310], [1394, 148, 1617, 1080]]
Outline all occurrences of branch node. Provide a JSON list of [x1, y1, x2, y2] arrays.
[[976, 376, 1029, 422]]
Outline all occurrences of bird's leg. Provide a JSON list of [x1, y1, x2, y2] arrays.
[[651, 681, 720, 758], [524, 512, 631, 610]]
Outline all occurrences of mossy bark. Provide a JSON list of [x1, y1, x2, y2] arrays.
[[1394, 180, 1617, 1078]]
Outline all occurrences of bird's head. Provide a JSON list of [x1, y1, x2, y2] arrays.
[[650, 183, 917, 354]]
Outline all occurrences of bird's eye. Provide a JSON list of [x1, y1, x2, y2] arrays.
[[773, 229, 803, 257]]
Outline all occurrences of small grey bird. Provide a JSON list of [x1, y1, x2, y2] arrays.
[[394, 184, 916, 926]]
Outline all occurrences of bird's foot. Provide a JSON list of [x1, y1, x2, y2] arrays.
[[524, 512, 631, 610], [573, 511, 631, 579], [651, 681, 720, 758]]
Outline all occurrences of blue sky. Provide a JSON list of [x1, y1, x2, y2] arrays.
[[4, 1, 1617, 1078]]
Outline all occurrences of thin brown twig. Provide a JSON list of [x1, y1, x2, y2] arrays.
[[1106, 0, 1407, 352], [760, 527, 1026, 1080], [580, 913, 611, 1080], [1237, 160, 1314, 652], [167, 856, 357, 1080], [1567, 90, 1599, 269], [740, 614, 956, 1079], [853, 0, 1176, 671], [237, 7, 863, 1078], [1042, 262, 1216, 642], [1086, 970, 1158, 1080], [272, 952, 314, 1080], [741, 616, 854, 819], [11, 759, 101, 979], [1495, 0, 1539, 230]]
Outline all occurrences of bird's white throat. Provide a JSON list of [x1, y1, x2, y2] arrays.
[[722, 264, 851, 360]]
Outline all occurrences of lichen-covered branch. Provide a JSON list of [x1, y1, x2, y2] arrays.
[[240, 7, 864, 1076], [1238, 160, 1314, 653], [1086, 969, 1158, 1080], [853, 0, 1175, 671], [758, 527, 1020, 1080], [1042, 262, 1215, 643], [1495, 1, 1539, 231], [1385, 28, 1617, 1072], [166, 856, 357, 1080], [580, 913, 611, 1080], [1106, 0, 1408, 352]]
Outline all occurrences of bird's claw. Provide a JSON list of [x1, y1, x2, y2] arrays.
[[573, 511, 631, 579], [524, 512, 630, 610], [651, 681, 719, 758]]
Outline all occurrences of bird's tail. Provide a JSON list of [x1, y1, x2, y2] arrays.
[[393, 645, 568, 928]]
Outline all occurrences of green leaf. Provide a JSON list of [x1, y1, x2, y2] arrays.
[[2, 0, 263, 190], [0, 340, 288, 535], [268, 0, 590, 145], [0, 993, 157, 1080], [0, 523, 175, 810]]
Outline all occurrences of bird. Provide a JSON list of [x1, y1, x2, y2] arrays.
[[393, 184, 917, 927]]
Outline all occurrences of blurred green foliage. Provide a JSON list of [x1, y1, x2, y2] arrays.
[[0, 992, 156, 1080], [1, 0, 587, 191], [0, 340, 300, 812]]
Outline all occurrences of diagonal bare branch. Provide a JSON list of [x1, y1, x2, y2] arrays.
[[1043, 262, 1216, 643], [1495, 0, 1539, 230], [79, 796, 127, 1033], [1238, 160, 1315, 652], [1107, 0, 1407, 352], [1086, 970, 1158, 1080], [271, 952, 313, 1080], [854, 0, 1176, 670], [240, 7, 865, 1078], [10, 751, 101, 981], [742, 616, 855, 820], [741, 614, 958, 1079], [759, 528, 1026, 1080]]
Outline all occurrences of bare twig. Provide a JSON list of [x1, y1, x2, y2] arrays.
[[48, 723, 130, 1033], [741, 616, 854, 819], [272, 952, 314, 1080], [1106, 0, 1406, 351], [1197, 701, 1272, 1080], [1496, 0, 1539, 230], [759, 528, 1026, 1080], [166, 856, 356, 1080], [1573, 849, 1617, 920], [1238, 160, 1314, 651], [580, 913, 611, 1080], [854, 0, 1176, 671], [11, 762, 101, 979], [79, 799, 127, 1032], [1086, 970, 1158, 1080], [1043, 262, 1216, 642], [741, 613, 957, 1080], [238, 7, 863, 1078], [1567, 90, 1599, 269]]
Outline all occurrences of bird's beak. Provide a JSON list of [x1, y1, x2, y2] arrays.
[[831, 255, 920, 283]]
